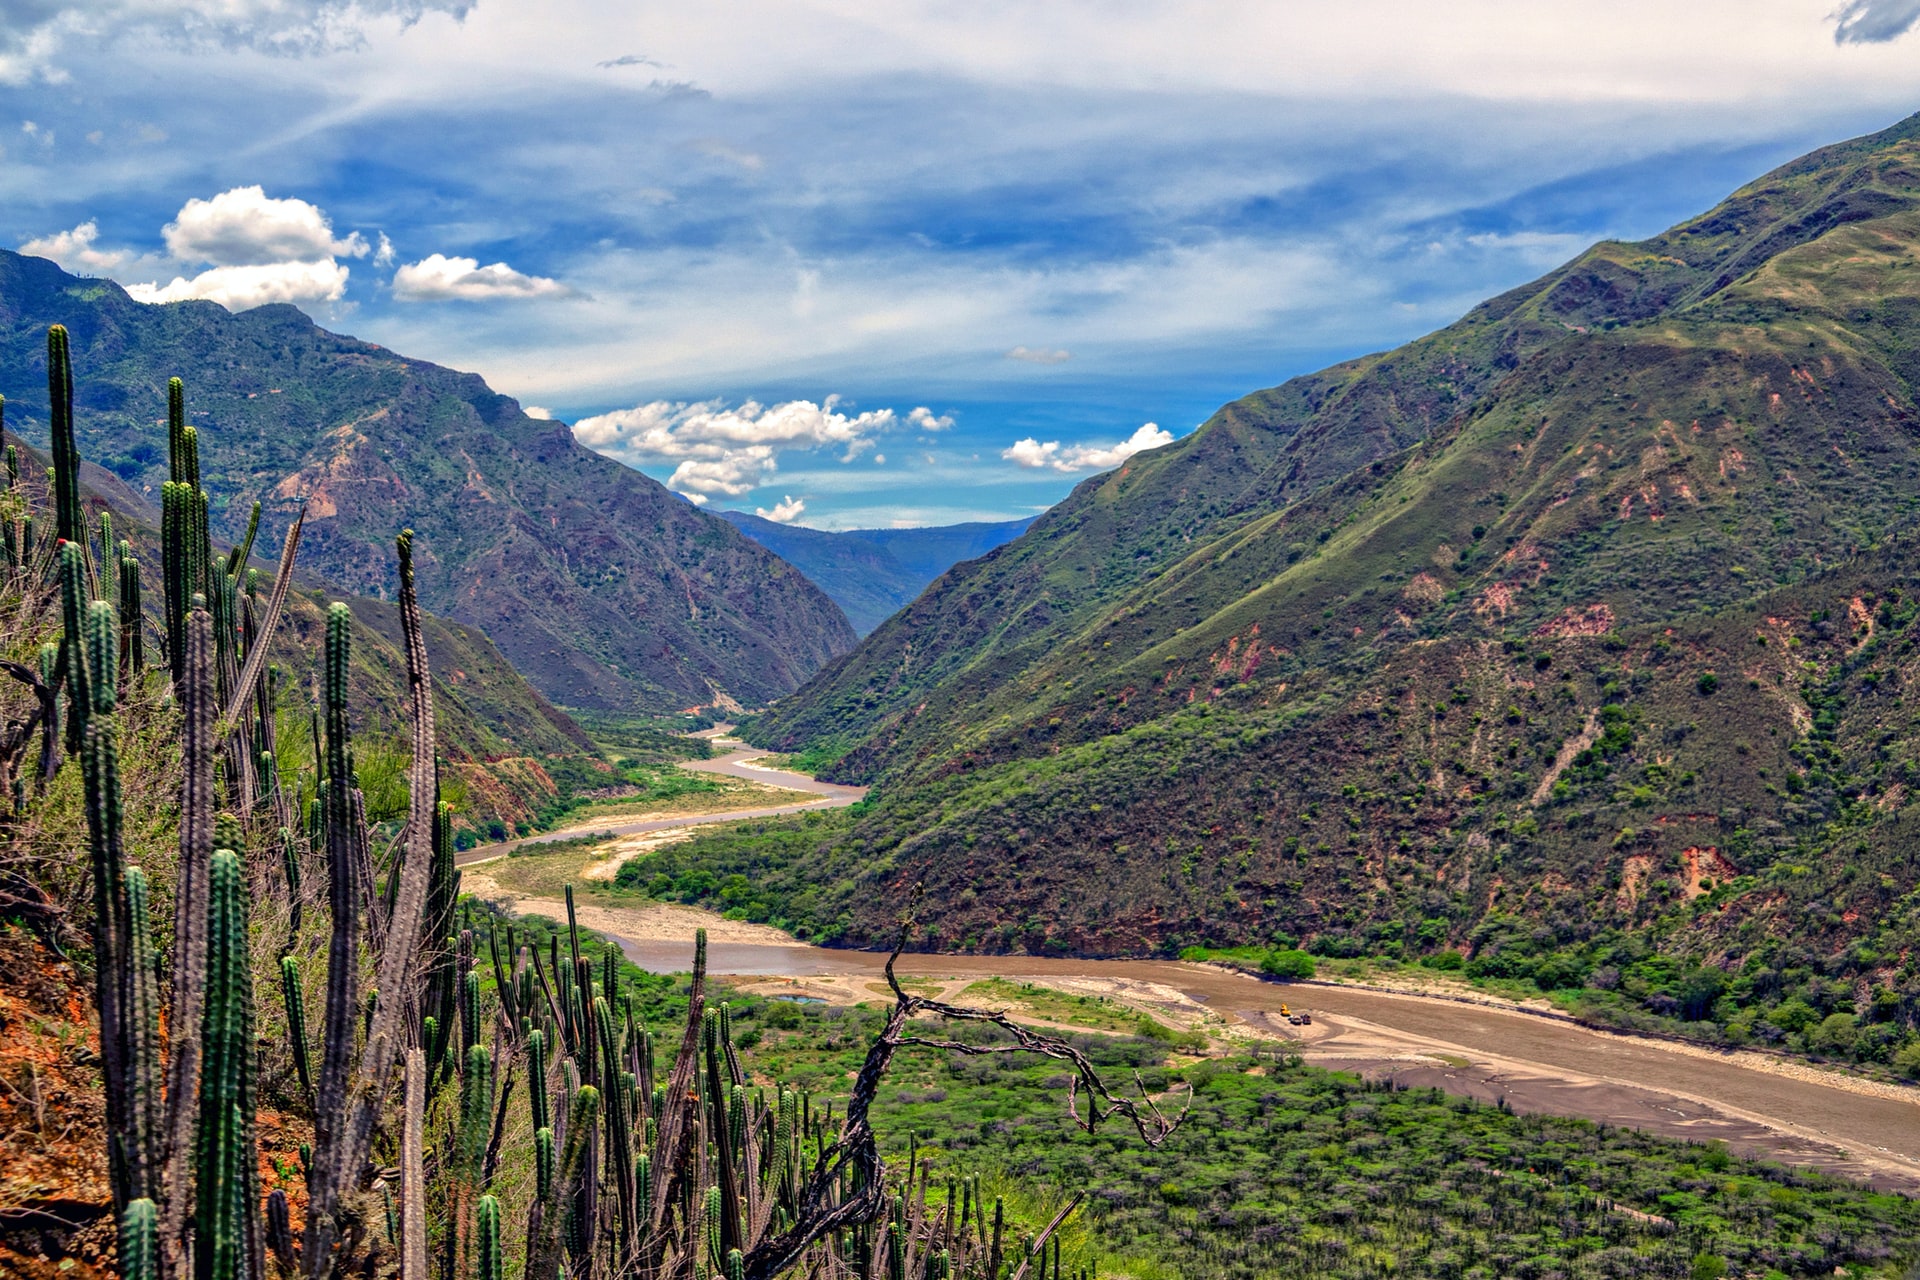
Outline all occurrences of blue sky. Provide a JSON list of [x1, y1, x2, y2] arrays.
[[5, 2, 1920, 528]]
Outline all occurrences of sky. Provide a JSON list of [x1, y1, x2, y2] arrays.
[[5, 4, 1920, 528]]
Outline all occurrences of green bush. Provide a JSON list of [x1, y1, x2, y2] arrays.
[[1260, 948, 1316, 980]]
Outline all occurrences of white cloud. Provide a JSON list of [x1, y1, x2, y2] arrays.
[[1002, 422, 1174, 473], [125, 259, 351, 309], [522, 404, 553, 419], [391, 253, 568, 301], [679, 490, 709, 506], [1006, 346, 1070, 364], [757, 494, 805, 522], [374, 232, 395, 267], [163, 185, 366, 266], [573, 396, 935, 495], [20, 221, 132, 273]]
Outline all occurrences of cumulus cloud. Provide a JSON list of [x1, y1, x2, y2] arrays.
[[163, 186, 366, 265], [757, 495, 806, 523], [1006, 346, 1070, 364], [1833, 0, 1920, 42], [107, 185, 371, 311], [1002, 422, 1174, 473], [572, 396, 944, 496], [126, 259, 351, 309], [20, 221, 132, 273], [522, 405, 554, 419], [391, 254, 568, 301]]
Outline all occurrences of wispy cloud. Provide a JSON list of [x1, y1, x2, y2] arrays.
[[1833, 0, 1920, 43], [1006, 346, 1070, 364]]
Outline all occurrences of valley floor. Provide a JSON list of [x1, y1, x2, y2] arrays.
[[467, 746, 1920, 1199]]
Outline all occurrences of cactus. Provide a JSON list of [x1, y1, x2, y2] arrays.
[[123, 867, 162, 1198], [119, 540, 144, 673], [528, 1028, 550, 1133], [475, 1195, 503, 1280], [266, 1190, 295, 1274], [281, 957, 312, 1097], [46, 325, 83, 548], [535, 1127, 556, 1201], [305, 603, 361, 1264], [460, 1043, 495, 1181], [121, 1198, 159, 1280], [195, 850, 257, 1280]]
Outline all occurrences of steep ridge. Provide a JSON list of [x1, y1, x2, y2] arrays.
[[717, 511, 1034, 633], [0, 254, 857, 711], [735, 112, 1920, 993], [753, 111, 1920, 765]]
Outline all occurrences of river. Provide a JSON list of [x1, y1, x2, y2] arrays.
[[470, 743, 1920, 1193]]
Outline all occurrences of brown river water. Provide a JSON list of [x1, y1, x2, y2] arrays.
[[597, 934, 1920, 1193], [470, 742, 1920, 1193]]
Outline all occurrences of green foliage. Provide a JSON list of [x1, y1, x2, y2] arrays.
[[1259, 948, 1316, 979]]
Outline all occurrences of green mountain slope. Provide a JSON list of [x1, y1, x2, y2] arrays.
[[0, 254, 857, 712], [754, 110, 1920, 767], [717, 511, 1034, 633], [729, 113, 1920, 1033]]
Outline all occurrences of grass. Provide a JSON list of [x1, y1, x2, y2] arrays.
[[959, 977, 1199, 1045]]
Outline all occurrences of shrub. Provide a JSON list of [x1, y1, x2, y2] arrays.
[[1261, 949, 1317, 980]]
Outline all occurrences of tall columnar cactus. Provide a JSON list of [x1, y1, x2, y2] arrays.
[[281, 957, 313, 1097], [196, 849, 258, 1280], [475, 1195, 503, 1280], [311, 603, 359, 1238], [122, 866, 162, 1203], [74, 582, 139, 1211], [46, 325, 83, 549], [121, 1198, 159, 1280], [460, 1043, 495, 1182], [118, 540, 144, 673], [162, 600, 216, 1258], [59, 541, 90, 756]]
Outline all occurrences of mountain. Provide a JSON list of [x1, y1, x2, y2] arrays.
[[717, 512, 1035, 634], [0, 254, 858, 712], [18, 439, 599, 834], [736, 113, 1920, 991]]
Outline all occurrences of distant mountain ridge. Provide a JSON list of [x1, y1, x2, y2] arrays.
[[717, 512, 1035, 634], [0, 252, 857, 712]]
